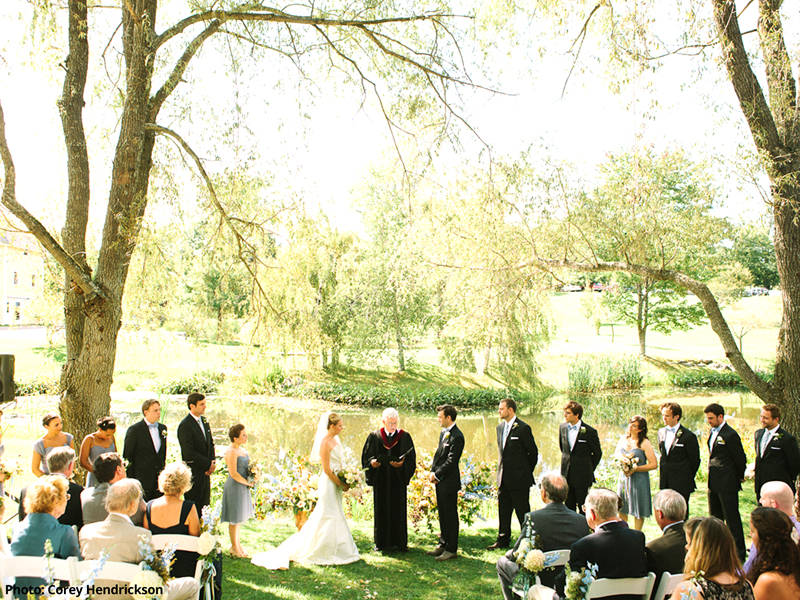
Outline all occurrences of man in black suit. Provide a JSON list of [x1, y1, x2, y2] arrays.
[[657, 402, 700, 516], [426, 404, 464, 562], [488, 397, 539, 550], [754, 403, 800, 501], [123, 399, 168, 501], [177, 392, 216, 512], [645, 489, 687, 578], [496, 472, 591, 600], [704, 402, 747, 560], [18, 447, 83, 528], [559, 401, 602, 513], [557, 488, 647, 600]]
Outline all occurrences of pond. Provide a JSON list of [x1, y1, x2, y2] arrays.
[[113, 387, 765, 476]]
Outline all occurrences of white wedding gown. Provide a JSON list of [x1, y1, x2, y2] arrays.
[[252, 443, 360, 569]]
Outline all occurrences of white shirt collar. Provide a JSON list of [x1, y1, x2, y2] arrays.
[[766, 425, 780, 435]]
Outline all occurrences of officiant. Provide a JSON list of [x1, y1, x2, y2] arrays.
[[362, 407, 416, 552]]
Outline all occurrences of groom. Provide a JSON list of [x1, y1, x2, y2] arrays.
[[427, 404, 464, 562]]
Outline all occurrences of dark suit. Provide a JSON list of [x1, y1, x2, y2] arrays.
[[123, 418, 168, 501], [18, 476, 83, 529], [657, 424, 700, 514], [559, 421, 602, 513], [495, 417, 538, 545], [559, 520, 647, 600], [497, 502, 591, 600], [754, 426, 800, 499], [431, 424, 464, 553], [645, 521, 686, 579], [707, 422, 747, 560], [178, 413, 216, 511]]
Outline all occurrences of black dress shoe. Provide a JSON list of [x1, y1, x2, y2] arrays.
[[486, 541, 510, 550]]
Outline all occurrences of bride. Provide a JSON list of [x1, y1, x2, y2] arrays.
[[251, 411, 360, 569]]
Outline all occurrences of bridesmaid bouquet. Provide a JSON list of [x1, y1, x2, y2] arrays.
[[616, 455, 639, 474]]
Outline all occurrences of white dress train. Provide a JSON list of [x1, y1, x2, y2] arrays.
[[251, 443, 360, 569]]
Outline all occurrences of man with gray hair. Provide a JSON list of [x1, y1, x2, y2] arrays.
[[646, 489, 688, 577], [80, 479, 200, 600], [496, 472, 590, 600], [743, 480, 800, 572], [361, 407, 416, 552], [18, 446, 83, 528], [554, 488, 647, 599]]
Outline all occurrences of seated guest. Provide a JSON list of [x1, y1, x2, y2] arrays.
[[81, 452, 145, 526], [32, 412, 74, 477], [746, 507, 800, 599], [497, 472, 591, 600], [671, 517, 754, 600], [79, 416, 118, 487], [19, 446, 83, 528], [744, 481, 800, 573], [80, 479, 200, 600], [549, 488, 646, 600], [144, 462, 200, 578], [646, 489, 687, 578], [11, 475, 81, 597]]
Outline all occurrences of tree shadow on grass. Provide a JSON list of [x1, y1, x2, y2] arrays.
[[32, 344, 67, 363]]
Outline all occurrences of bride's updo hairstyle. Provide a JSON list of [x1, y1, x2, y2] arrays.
[[327, 413, 342, 430]]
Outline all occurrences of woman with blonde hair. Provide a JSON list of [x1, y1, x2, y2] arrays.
[[671, 517, 754, 600], [746, 506, 800, 599], [32, 412, 74, 476], [143, 462, 200, 578]]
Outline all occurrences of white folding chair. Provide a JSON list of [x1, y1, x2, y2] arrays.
[[652, 572, 684, 600], [0, 526, 10, 556], [0, 555, 78, 600], [534, 549, 571, 585], [151, 533, 204, 579], [586, 572, 656, 600], [74, 558, 142, 586]]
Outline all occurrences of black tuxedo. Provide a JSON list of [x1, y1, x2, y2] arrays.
[[19, 477, 83, 529], [559, 520, 647, 600], [431, 424, 464, 552], [497, 502, 591, 599], [645, 521, 686, 579], [754, 426, 800, 499], [559, 421, 602, 512], [494, 417, 538, 545], [177, 413, 216, 511], [657, 424, 700, 512], [707, 422, 747, 560], [123, 418, 168, 501]]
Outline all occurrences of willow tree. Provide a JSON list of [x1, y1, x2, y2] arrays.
[[0, 0, 487, 442]]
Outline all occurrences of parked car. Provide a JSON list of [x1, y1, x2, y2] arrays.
[[560, 284, 583, 292], [591, 282, 604, 292], [744, 286, 770, 297]]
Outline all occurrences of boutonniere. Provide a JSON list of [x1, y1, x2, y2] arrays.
[[717, 439, 726, 445], [443, 431, 450, 440], [580, 427, 586, 435], [676, 429, 683, 438], [774, 433, 784, 441], [512, 422, 519, 430], [201, 416, 208, 424], [161, 429, 167, 438]]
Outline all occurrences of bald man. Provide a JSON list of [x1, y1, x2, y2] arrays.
[[743, 481, 800, 572]]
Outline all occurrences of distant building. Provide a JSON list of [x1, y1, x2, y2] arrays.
[[1, 232, 44, 325]]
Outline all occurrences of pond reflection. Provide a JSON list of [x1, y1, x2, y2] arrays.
[[119, 388, 764, 477]]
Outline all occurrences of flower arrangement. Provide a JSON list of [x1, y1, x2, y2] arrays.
[[0, 457, 21, 508], [511, 519, 542, 596], [134, 534, 176, 600], [408, 451, 495, 531], [198, 503, 224, 600], [336, 445, 367, 500], [254, 451, 319, 516], [564, 562, 599, 600]]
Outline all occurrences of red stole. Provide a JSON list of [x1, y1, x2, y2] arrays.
[[380, 428, 405, 449]]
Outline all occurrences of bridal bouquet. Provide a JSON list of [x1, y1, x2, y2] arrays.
[[336, 445, 367, 499]]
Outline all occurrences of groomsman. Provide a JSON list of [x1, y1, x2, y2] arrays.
[[123, 399, 167, 501], [177, 392, 216, 512], [488, 398, 538, 550], [657, 402, 700, 515], [704, 402, 747, 560], [754, 404, 800, 501], [559, 401, 602, 513], [427, 404, 464, 561]]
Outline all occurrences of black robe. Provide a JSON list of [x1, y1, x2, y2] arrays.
[[361, 428, 416, 551]]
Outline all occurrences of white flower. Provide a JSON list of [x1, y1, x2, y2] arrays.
[[197, 532, 218, 556], [309, 474, 319, 488], [131, 569, 167, 600], [523, 549, 545, 573]]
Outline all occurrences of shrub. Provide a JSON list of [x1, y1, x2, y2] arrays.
[[568, 355, 642, 392], [15, 375, 60, 396], [157, 370, 224, 395], [665, 367, 768, 388], [242, 361, 286, 394]]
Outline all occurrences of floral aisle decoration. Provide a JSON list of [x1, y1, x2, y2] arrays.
[[133, 534, 177, 600], [0, 457, 22, 510], [564, 563, 599, 600], [511, 520, 561, 598], [254, 451, 319, 518], [408, 451, 495, 531], [198, 503, 224, 600]]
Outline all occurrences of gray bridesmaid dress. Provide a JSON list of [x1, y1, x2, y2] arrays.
[[220, 454, 254, 524]]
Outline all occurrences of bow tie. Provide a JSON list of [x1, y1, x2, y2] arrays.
[[667, 426, 678, 434], [147, 422, 158, 430], [568, 424, 578, 432]]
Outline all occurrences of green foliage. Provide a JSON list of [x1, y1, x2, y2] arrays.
[[729, 226, 779, 289], [666, 367, 768, 388], [157, 370, 225, 395], [567, 355, 642, 392], [437, 336, 477, 372], [240, 360, 286, 394], [14, 375, 60, 396]]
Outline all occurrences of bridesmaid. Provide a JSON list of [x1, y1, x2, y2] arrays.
[[615, 415, 658, 531], [32, 412, 74, 477], [79, 417, 118, 487], [220, 424, 254, 558]]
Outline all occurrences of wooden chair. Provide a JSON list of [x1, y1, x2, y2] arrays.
[[586, 572, 656, 599], [534, 549, 571, 585], [0, 555, 78, 600], [151, 533, 204, 579], [652, 572, 684, 600]]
